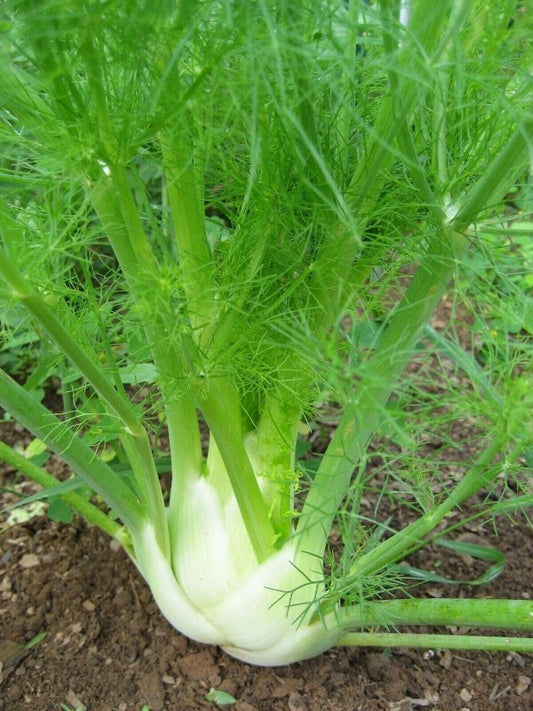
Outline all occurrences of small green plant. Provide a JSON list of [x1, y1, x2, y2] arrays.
[[0, 1, 532, 665], [206, 688, 238, 706]]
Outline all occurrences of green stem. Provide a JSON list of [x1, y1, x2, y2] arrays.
[[108, 164, 158, 267], [91, 174, 203, 530], [166, 395, 204, 522], [89, 178, 141, 283], [298, 115, 533, 560], [160, 131, 214, 335], [0, 440, 121, 540], [337, 597, 533, 632], [198, 378, 276, 562], [346, 2, 451, 216], [337, 633, 533, 654], [452, 119, 533, 232], [257, 378, 303, 539], [0, 369, 144, 533], [84, 39, 204, 507], [297, 227, 467, 556]]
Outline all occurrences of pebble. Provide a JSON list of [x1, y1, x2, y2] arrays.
[[460, 688, 472, 702], [516, 675, 531, 695], [19, 553, 39, 568]]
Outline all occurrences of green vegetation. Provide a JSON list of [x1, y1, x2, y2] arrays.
[[0, 1, 531, 665]]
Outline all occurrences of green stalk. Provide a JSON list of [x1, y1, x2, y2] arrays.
[[93, 162, 274, 562], [166, 396, 204, 520], [337, 634, 533, 654], [0, 249, 168, 539], [257, 376, 303, 539], [107, 164, 158, 267], [297, 227, 467, 556], [160, 130, 214, 335], [0, 440, 121, 540], [0, 369, 144, 533], [91, 175, 204, 520], [89, 178, 142, 286], [336, 597, 533, 633], [158, 132, 278, 557], [3, 36, 175, 548], [451, 119, 533, 232], [84, 34, 203, 498], [198, 377, 276, 561]]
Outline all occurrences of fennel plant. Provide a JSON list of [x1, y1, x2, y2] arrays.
[[0, 0, 532, 665]]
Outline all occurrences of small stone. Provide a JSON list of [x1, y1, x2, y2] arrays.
[[439, 650, 452, 670], [459, 688, 472, 702], [19, 553, 39, 568], [82, 600, 95, 612], [506, 651, 526, 668], [65, 689, 86, 710], [516, 675, 531, 695]]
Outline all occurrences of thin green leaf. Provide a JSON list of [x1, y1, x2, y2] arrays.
[[25, 631, 47, 650], [396, 538, 505, 586]]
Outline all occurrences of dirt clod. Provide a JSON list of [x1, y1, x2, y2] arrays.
[[138, 670, 165, 710]]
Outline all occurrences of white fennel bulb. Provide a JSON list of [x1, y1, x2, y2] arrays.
[[131, 472, 342, 665]]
